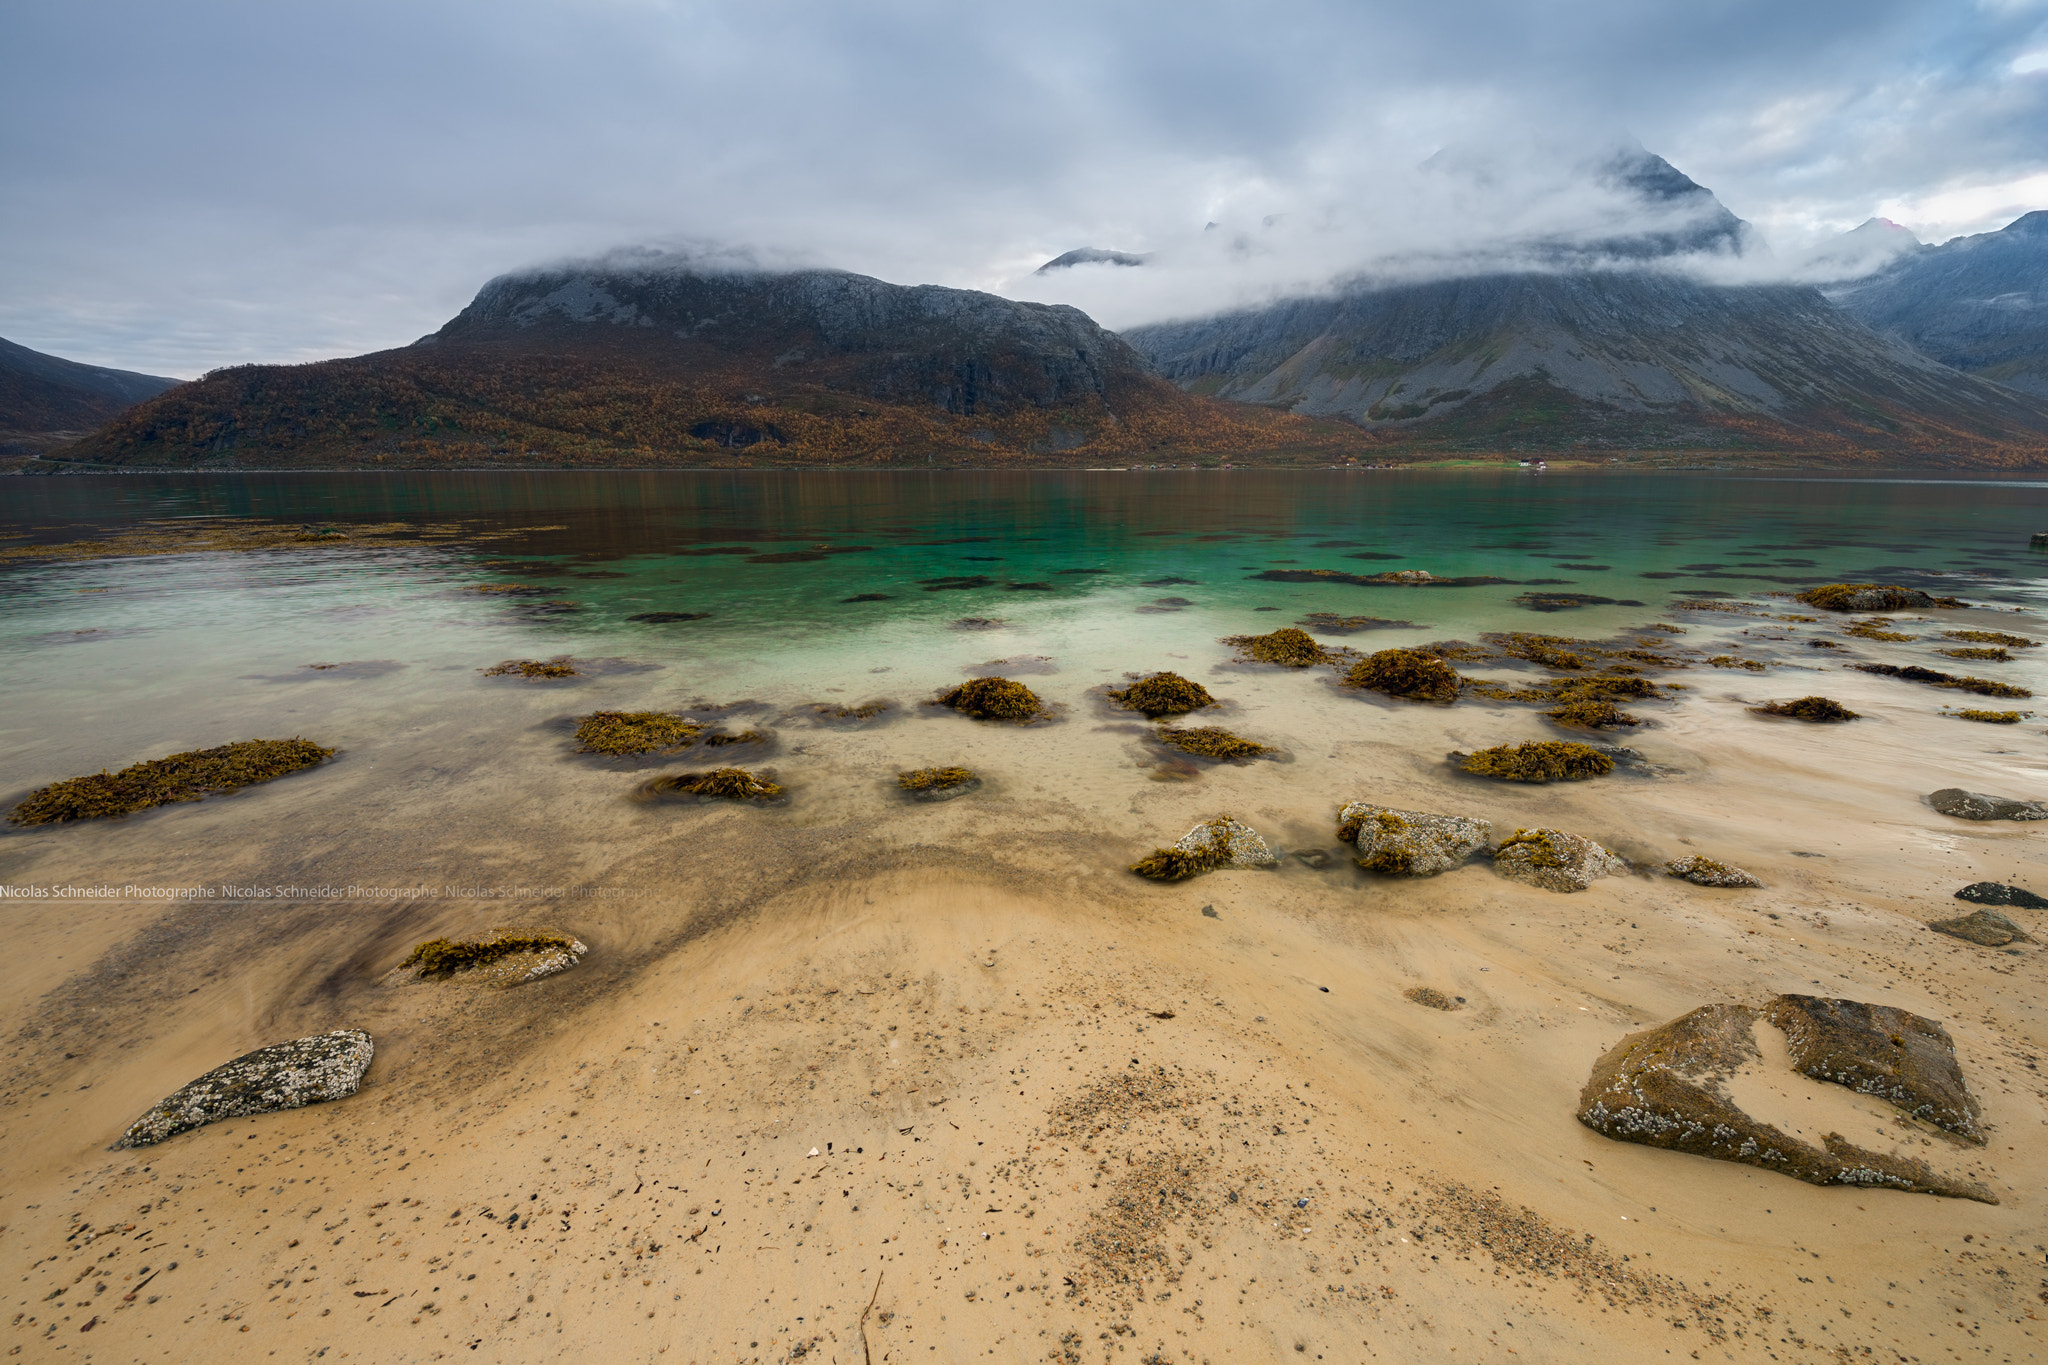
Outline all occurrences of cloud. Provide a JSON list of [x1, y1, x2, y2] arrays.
[[0, 0, 2043, 372]]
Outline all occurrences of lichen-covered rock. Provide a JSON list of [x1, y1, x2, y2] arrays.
[[1928, 909, 2033, 947], [1492, 828, 1625, 893], [1576, 1005, 1993, 1201], [1337, 802, 1491, 876], [1955, 881, 2048, 909], [114, 1029, 373, 1149], [1664, 854, 1763, 888], [1763, 995, 1983, 1143], [1927, 788, 2048, 821]]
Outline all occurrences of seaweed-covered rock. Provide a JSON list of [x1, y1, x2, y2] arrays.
[[1153, 726, 1272, 760], [1664, 854, 1763, 888], [1131, 815, 1277, 880], [1928, 909, 2034, 947], [399, 930, 587, 984], [1753, 696, 1859, 722], [1220, 627, 1332, 667], [8, 738, 337, 826], [1106, 671, 1216, 717], [936, 675, 1043, 721], [573, 710, 701, 755], [1575, 1005, 1993, 1201], [898, 766, 981, 800], [1927, 788, 2048, 821], [1493, 828, 1625, 893], [1763, 995, 1983, 1143], [1457, 741, 1613, 783], [1337, 802, 1491, 877], [1955, 881, 2048, 909], [114, 1029, 374, 1149], [1796, 583, 1960, 612], [1343, 649, 1460, 704]]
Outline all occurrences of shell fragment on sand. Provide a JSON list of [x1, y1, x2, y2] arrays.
[[1492, 828, 1626, 893], [1575, 1003, 1993, 1201], [1926, 788, 2048, 821], [1338, 802, 1491, 876], [1664, 854, 1763, 888], [113, 1029, 373, 1149]]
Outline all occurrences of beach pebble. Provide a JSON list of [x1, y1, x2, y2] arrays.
[[1339, 802, 1491, 877], [113, 1028, 374, 1149], [1663, 854, 1763, 888], [1926, 788, 2048, 821], [1492, 828, 1625, 893]]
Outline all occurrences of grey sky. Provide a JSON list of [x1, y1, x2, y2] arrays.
[[3, 0, 2044, 375]]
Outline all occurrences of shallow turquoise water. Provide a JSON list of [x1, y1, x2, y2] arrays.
[[1, 469, 2044, 810]]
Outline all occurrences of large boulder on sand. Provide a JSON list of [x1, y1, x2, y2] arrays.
[[1492, 828, 1625, 893], [114, 1028, 374, 1149], [1576, 1003, 1993, 1201], [1337, 802, 1491, 876], [1929, 908, 2034, 947], [1664, 854, 1763, 888], [1765, 995, 1983, 1141], [1927, 788, 2048, 821]]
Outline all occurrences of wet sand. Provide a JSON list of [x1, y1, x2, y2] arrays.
[[3, 598, 2046, 1363]]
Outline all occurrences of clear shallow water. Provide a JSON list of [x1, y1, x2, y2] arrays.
[[1, 469, 2044, 828]]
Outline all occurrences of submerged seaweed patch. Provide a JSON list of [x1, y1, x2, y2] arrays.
[[1546, 699, 1641, 729], [1153, 726, 1273, 760], [1107, 671, 1216, 717], [482, 656, 579, 679], [1297, 612, 1420, 634], [649, 767, 784, 801], [898, 766, 977, 793], [1945, 630, 2034, 647], [401, 931, 580, 977], [1948, 709, 2029, 724], [573, 711, 701, 755], [1939, 647, 2012, 662], [9, 738, 336, 825], [1457, 741, 1613, 783], [1852, 664, 2032, 699]]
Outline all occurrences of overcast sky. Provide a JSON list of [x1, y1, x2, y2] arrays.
[[4, 0, 2045, 376]]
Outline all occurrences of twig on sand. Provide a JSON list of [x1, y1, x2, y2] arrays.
[[860, 1268, 885, 1365]]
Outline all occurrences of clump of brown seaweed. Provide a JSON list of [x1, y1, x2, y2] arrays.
[[1945, 630, 2034, 647], [649, 767, 784, 801], [1343, 648, 1461, 704], [1939, 647, 2011, 662], [1754, 696, 1860, 722], [1844, 618, 1914, 642], [1948, 709, 2028, 724], [1545, 699, 1642, 729], [482, 656, 579, 679], [9, 738, 336, 825], [1221, 626, 1334, 667], [898, 766, 979, 796], [1457, 741, 1614, 783], [573, 710, 702, 755], [1106, 671, 1216, 717], [1852, 664, 2031, 698], [1153, 726, 1273, 760], [936, 676, 1043, 721]]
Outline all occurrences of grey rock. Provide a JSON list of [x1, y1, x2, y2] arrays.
[[1664, 854, 1764, 888], [114, 1029, 373, 1149], [1576, 1003, 1994, 1201], [1492, 828, 1625, 893], [1929, 909, 2034, 948], [1172, 816, 1278, 869], [1339, 802, 1491, 876], [1927, 788, 2048, 821], [1956, 881, 2048, 909], [1764, 995, 1983, 1143]]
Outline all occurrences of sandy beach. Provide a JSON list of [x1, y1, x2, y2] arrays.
[[3, 571, 2046, 1365]]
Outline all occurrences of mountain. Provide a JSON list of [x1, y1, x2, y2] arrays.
[[1829, 211, 2048, 397], [0, 336, 180, 448], [1036, 248, 1150, 273], [1120, 151, 2048, 458], [54, 256, 1352, 469]]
